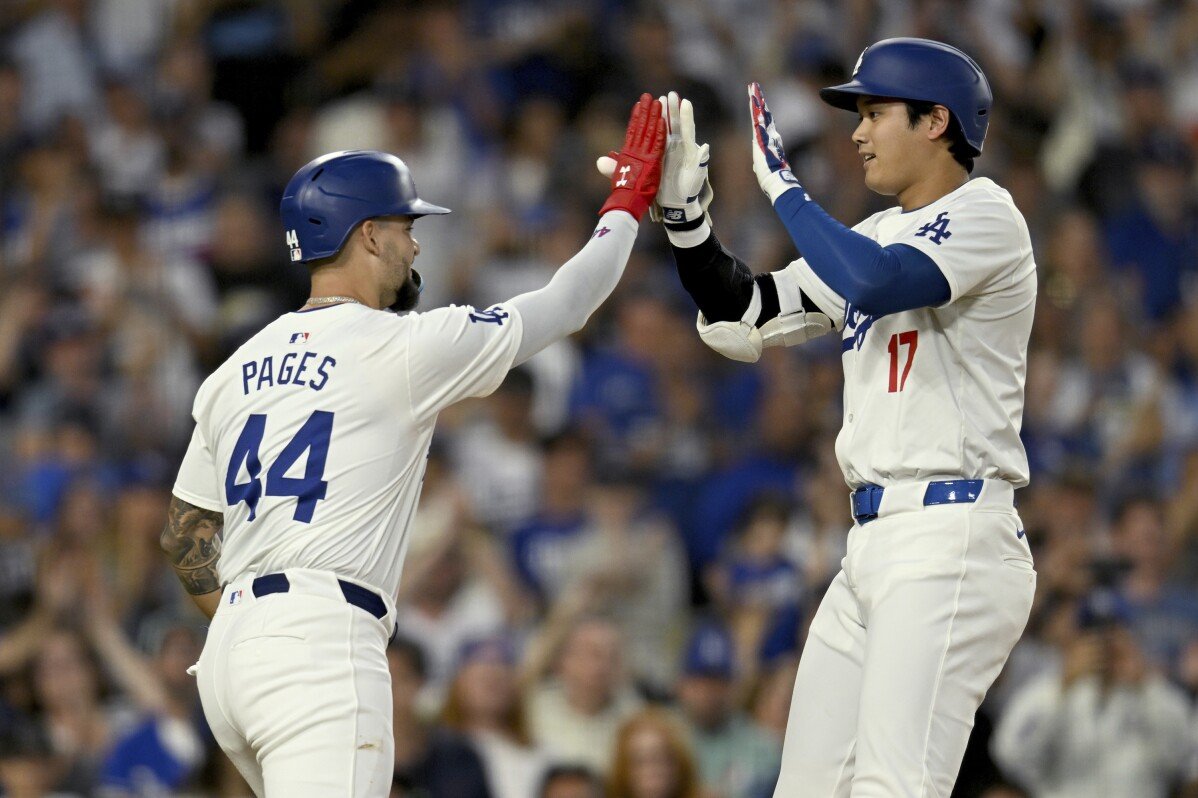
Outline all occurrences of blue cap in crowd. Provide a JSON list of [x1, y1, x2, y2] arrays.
[[455, 634, 516, 670], [1077, 587, 1133, 630], [682, 621, 737, 679]]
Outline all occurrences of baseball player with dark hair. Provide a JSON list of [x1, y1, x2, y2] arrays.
[[654, 39, 1038, 795], [160, 94, 665, 796]]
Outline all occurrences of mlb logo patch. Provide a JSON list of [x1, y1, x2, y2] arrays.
[[229, 589, 243, 605], [289, 332, 309, 344]]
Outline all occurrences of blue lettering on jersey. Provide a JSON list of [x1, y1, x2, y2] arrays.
[[256, 356, 275, 390], [240, 351, 335, 393], [293, 351, 316, 383], [914, 211, 952, 245], [469, 308, 509, 325], [277, 352, 298, 383], [842, 303, 877, 352], [241, 361, 257, 395], [310, 356, 337, 391]]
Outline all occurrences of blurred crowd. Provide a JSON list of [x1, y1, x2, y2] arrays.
[[2, 0, 1198, 796]]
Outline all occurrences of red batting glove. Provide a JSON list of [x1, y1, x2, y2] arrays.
[[599, 93, 666, 222]]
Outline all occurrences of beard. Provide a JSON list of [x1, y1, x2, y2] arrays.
[[388, 269, 423, 312], [382, 239, 423, 312]]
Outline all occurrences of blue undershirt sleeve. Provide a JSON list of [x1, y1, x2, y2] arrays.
[[772, 188, 950, 315]]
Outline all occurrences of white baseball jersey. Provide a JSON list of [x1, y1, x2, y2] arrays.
[[172, 301, 523, 598], [782, 177, 1037, 488]]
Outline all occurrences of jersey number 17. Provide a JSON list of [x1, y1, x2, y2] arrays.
[[887, 330, 918, 393], [225, 411, 334, 523]]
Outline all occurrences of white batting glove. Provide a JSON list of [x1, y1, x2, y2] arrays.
[[748, 81, 807, 205], [655, 91, 713, 225], [597, 92, 712, 225]]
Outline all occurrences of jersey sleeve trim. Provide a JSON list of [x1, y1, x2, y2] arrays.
[[170, 487, 224, 513]]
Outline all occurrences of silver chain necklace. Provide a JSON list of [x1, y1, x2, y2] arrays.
[[304, 295, 362, 307]]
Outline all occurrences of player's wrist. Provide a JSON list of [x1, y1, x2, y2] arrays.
[[600, 191, 651, 222], [600, 154, 660, 222], [760, 170, 807, 206], [596, 208, 640, 230], [660, 199, 706, 225], [665, 216, 712, 248]]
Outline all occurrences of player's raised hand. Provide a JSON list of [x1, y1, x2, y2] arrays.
[[596, 93, 666, 222], [748, 82, 806, 204], [653, 91, 714, 225]]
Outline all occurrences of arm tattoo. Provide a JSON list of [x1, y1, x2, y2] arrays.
[[160, 496, 225, 596]]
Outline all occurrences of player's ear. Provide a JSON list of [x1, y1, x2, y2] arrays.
[[360, 219, 382, 257], [927, 105, 952, 141]]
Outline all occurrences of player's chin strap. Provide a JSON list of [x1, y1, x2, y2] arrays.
[[697, 283, 836, 363]]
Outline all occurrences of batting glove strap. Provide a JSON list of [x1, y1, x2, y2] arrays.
[[600, 151, 661, 221], [759, 172, 809, 207], [660, 175, 713, 223]]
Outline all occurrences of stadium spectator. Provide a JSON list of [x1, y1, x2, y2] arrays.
[[523, 615, 642, 775], [607, 708, 700, 798], [441, 635, 551, 798], [673, 622, 779, 798], [388, 635, 492, 798], [991, 588, 1192, 798]]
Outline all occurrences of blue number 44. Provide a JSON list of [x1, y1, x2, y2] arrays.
[[225, 411, 334, 523]]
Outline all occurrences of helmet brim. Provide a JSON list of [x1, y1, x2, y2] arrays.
[[819, 82, 881, 111], [405, 199, 452, 218]]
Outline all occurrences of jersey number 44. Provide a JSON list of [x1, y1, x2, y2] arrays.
[[225, 411, 334, 523]]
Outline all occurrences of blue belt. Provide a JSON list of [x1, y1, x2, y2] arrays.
[[252, 573, 388, 620], [851, 479, 985, 525]]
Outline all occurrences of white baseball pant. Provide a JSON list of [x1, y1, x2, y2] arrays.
[[773, 479, 1035, 797], [192, 569, 396, 797]]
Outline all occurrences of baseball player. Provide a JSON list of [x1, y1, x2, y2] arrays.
[[159, 94, 665, 797], [655, 39, 1038, 795]]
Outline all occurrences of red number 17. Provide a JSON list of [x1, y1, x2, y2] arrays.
[[887, 330, 918, 393]]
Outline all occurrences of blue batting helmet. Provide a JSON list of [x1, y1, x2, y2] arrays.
[[819, 38, 992, 156], [279, 150, 450, 264]]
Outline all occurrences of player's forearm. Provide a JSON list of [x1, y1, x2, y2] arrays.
[[771, 190, 950, 314], [160, 495, 225, 619], [669, 224, 844, 330], [189, 589, 221, 619], [666, 222, 761, 322], [507, 211, 638, 364]]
